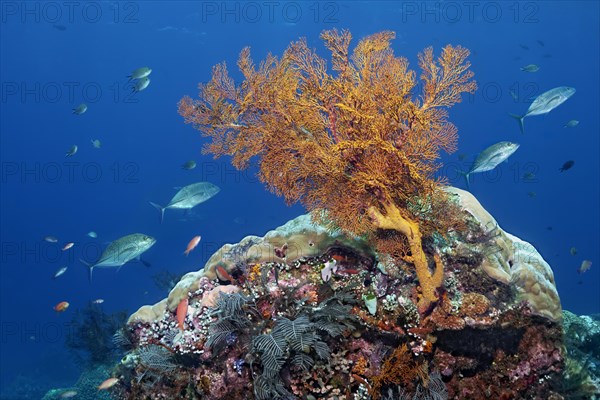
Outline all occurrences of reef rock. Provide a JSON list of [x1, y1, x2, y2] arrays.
[[444, 187, 561, 321], [120, 188, 568, 400]]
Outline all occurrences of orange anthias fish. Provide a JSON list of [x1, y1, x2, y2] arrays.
[[176, 297, 189, 331], [215, 264, 234, 282], [61, 242, 74, 251], [97, 377, 119, 390], [184, 235, 201, 256], [578, 260, 592, 274], [54, 301, 69, 312]]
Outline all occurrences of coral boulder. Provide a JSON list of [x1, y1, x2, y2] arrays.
[[120, 188, 565, 399]]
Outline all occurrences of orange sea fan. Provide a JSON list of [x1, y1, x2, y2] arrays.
[[179, 29, 476, 309]]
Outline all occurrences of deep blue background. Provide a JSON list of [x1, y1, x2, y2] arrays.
[[1, 0, 598, 393]]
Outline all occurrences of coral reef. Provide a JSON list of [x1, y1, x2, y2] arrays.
[[444, 187, 562, 322], [116, 188, 571, 399], [557, 311, 600, 398], [98, 28, 592, 399], [179, 29, 476, 310]]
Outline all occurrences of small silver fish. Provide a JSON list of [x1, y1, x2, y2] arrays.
[[128, 67, 152, 81], [563, 120, 579, 128], [132, 77, 150, 93], [44, 235, 58, 243], [87, 231, 98, 238], [510, 86, 576, 134], [65, 145, 78, 157], [91, 139, 101, 148], [72, 103, 87, 115], [92, 299, 104, 304], [578, 260, 592, 274], [459, 141, 520, 188], [181, 160, 196, 170], [59, 391, 78, 399], [150, 182, 220, 223], [520, 64, 540, 72], [53, 266, 68, 279]]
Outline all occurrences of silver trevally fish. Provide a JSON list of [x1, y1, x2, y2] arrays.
[[150, 182, 220, 223], [128, 67, 152, 81], [80, 233, 156, 281], [459, 141, 520, 188], [510, 86, 576, 134]]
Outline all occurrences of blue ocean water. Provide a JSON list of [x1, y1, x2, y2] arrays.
[[0, 1, 598, 396]]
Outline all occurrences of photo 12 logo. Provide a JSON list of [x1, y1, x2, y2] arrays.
[[1, 80, 147, 105], [1, 161, 140, 184], [399, 1, 540, 24], [1, 1, 140, 24], [199, 1, 340, 24]]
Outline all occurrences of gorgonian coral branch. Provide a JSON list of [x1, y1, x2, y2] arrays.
[[179, 29, 476, 309]]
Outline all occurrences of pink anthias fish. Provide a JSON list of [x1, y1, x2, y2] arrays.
[[98, 377, 119, 390], [183, 235, 201, 256], [62, 242, 74, 251], [578, 260, 592, 274], [177, 297, 189, 331]]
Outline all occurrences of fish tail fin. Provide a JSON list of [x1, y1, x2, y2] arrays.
[[149, 202, 165, 224], [509, 113, 525, 134], [80, 259, 94, 283], [455, 169, 471, 190]]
